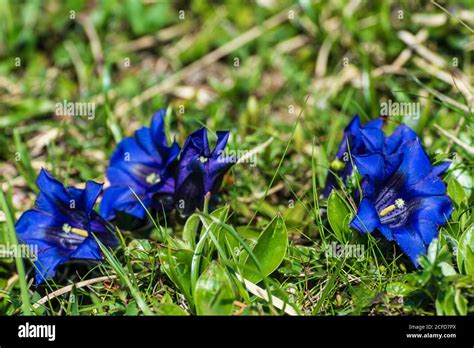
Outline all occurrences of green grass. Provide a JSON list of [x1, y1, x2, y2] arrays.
[[0, 0, 473, 316]]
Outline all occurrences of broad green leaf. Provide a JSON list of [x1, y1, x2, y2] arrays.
[[457, 225, 474, 275], [448, 177, 466, 206], [243, 215, 288, 283], [235, 226, 261, 241], [209, 205, 230, 239], [386, 282, 414, 296], [194, 262, 235, 315], [182, 213, 200, 250], [443, 287, 456, 316], [158, 248, 193, 305], [125, 301, 139, 315], [204, 205, 230, 256], [438, 262, 456, 276], [435, 296, 444, 315], [327, 191, 352, 243], [454, 290, 468, 316], [427, 238, 439, 264]]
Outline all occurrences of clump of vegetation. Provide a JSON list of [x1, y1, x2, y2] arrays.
[[0, 0, 472, 316]]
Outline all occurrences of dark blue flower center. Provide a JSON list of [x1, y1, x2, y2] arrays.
[[374, 173, 414, 228], [131, 164, 163, 186], [44, 223, 88, 251]]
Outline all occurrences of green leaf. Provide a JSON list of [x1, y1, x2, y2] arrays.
[[194, 262, 235, 315], [243, 215, 288, 283], [454, 290, 468, 316], [435, 295, 444, 315], [182, 213, 200, 250], [189, 206, 230, 294], [447, 177, 466, 206], [443, 287, 456, 316], [438, 262, 457, 276], [386, 282, 414, 297], [126, 239, 153, 262], [158, 248, 194, 305], [457, 225, 474, 275], [209, 205, 230, 242], [327, 191, 352, 243], [154, 303, 188, 316]]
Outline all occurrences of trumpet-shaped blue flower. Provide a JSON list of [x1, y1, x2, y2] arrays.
[[324, 115, 385, 196], [15, 169, 117, 284], [350, 139, 453, 265], [175, 128, 234, 216], [100, 109, 180, 220]]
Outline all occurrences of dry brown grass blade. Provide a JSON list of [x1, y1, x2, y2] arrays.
[[373, 30, 428, 77], [116, 22, 192, 52], [412, 56, 473, 105], [398, 30, 446, 68], [434, 124, 474, 155], [236, 274, 298, 316], [33, 275, 117, 309], [114, 5, 298, 118]]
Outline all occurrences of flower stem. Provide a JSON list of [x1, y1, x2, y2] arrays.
[[203, 191, 211, 215]]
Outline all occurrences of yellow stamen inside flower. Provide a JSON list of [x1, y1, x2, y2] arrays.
[[145, 172, 161, 184], [199, 156, 208, 163], [71, 227, 89, 237], [62, 223, 89, 237], [379, 198, 405, 217]]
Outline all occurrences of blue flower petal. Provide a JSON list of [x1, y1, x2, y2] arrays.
[[335, 116, 362, 158], [100, 185, 149, 220], [188, 127, 211, 156], [353, 153, 385, 178], [106, 166, 147, 190], [359, 127, 384, 153], [35, 192, 65, 218], [397, 139, 433, 186], [410, 195, 453, 228], [350, 198, 380, 234], [385, 124, 418, 155], [135, 127, 164, 161], [66, 187, 84, 206], [34, 247, 69, 284], [213, 131, 230, 156], [432, 161, 450, 176], [150, 109, 168, 149], [408, 173, 447, 197], [110, 137, 154, 167], [175, 171, 205, 215], [84, 181, 103, 216], [392, 226, 426, 266], [70, 237, 102, 259], [36, 169, 70, 207], [324, 115, 386, 197], [378, 224, 394, 241], [16, 210, 63, 244], [365, 118, 383, 129]]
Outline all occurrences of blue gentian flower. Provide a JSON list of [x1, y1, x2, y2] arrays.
[[324, 115, 384, 196], [350, 139, 453, 265], [100, 109, 180, 220], [175, 128, 234, 216], [15, 169, 117, 284], [382, 123, 449, 175]]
